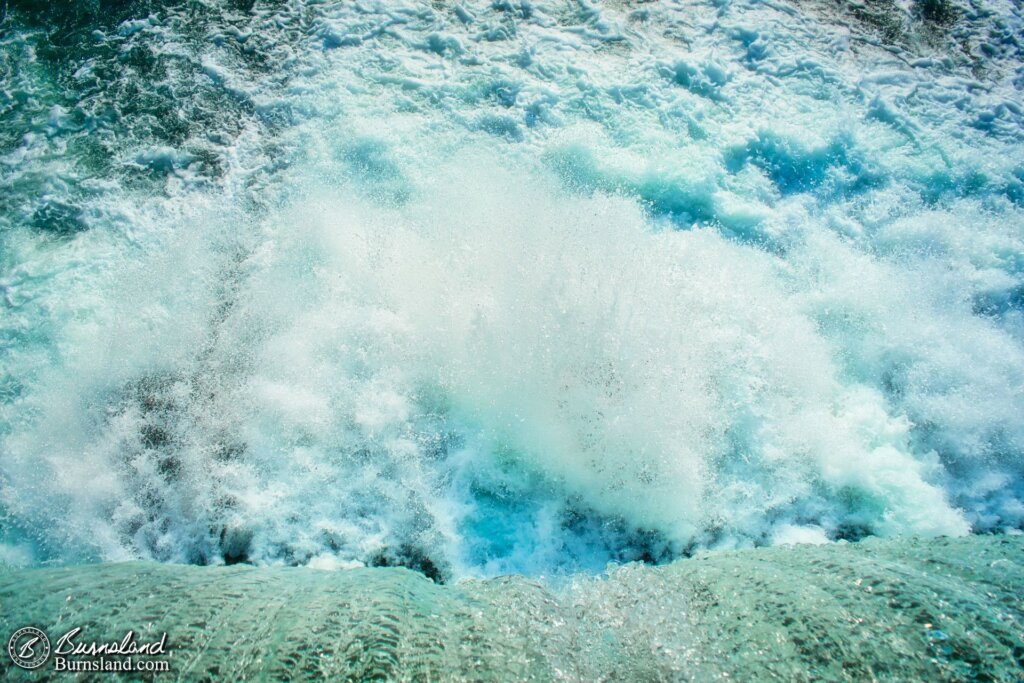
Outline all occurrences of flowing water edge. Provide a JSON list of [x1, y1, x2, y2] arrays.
[[1, 535, 1022, 680]]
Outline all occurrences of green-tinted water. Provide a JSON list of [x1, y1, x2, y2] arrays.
[[1, 535, 1022, 681]]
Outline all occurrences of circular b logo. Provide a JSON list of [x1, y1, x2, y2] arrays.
[[8, 627, 50, 670]]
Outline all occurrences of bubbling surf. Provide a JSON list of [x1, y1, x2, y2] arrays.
[[1, 0, 1023, 580], [2, 158, 1019, 578]]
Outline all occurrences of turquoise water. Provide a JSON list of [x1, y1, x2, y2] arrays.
[[1, 0, 1023, 579], [1, 535, 1022, 680], [2, 1, 1024, 679]]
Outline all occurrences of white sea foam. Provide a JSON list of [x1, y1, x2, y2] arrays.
[[1, 0, 1022, 576]]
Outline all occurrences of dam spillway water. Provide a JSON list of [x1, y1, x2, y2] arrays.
[[1, 535, 1022, 681]]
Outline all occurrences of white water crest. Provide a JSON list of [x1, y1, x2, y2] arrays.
[[1, 0, 1022, 578]]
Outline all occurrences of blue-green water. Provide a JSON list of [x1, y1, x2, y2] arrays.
[[2, 0, 1023, 578], [1, 535, 1022, 680], [1, 2, 1024, 674], [2, 0, 1024, 678]]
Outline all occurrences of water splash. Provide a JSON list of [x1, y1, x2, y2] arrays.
[[1, 0, 1022, 577]]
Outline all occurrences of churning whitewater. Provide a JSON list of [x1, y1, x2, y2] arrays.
[[1, 0, 1023, 580]]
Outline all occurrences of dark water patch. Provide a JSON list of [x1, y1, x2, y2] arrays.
[[370, 545, 447, 584], [915, 0, 959, 26], [844, 0, 910, 45], [30, 198, 87, 235], [220, 524, 254, 565], [6, 0, 173, 35], [799, 0, 975, 65], [0, 0, 310, 216]]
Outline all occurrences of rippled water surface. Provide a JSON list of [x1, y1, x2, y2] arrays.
[[1, 535, 1022, 680]]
